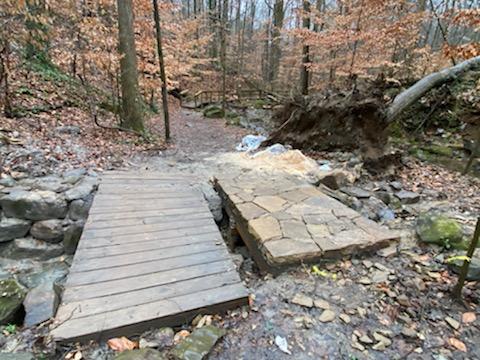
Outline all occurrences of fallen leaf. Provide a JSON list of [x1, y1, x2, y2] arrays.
[[173, 330, 190, 344], [462, 312, 476, 324], [449, 337, 467, 352], [107, 336, 138, 352]]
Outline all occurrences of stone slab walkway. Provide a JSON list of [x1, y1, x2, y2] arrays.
[[215, 172, 399, 272]]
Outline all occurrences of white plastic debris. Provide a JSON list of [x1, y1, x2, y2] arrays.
[[256, 143, 287, 156], [236, 134, 267, 152], [275, 335, 291, 355]]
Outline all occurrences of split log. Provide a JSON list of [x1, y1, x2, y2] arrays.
[[387, 55, 480, 122]]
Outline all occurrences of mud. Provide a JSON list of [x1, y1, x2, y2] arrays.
[[267, 92, 389, 160]]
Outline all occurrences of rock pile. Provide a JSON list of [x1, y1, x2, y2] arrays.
[[0, 168, 97, 326]]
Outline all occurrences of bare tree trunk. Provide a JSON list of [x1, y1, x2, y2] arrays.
[[387, 55, 480, 122], [220, 0, 228, 112], [453, 217, 480, 299], [153, 0, 170, 140], [299, 0, 311, 95], [116, 0, 144, 132], [463, 130, 480, 175], [269, 0, 284, 85]]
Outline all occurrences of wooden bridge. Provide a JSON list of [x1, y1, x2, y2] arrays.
[[51, 171, 249, 343], [181, 89, 288, 109]]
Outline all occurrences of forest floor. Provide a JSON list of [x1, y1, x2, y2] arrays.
[[87, 107, 480, 359], [2, 103, 480, 360]]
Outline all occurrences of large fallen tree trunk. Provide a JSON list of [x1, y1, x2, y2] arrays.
[[268, 56, 480, 159], [387, 55, 480, 122]]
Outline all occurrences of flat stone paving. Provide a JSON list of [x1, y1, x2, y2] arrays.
[[215, 172, 399, 272]]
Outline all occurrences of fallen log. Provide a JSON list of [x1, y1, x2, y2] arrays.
[[387, 55, 480, 122], [267, 56, 480, 159]]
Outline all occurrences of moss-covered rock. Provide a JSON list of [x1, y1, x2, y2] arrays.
[[172, 325, 226, 360], [0, 279, 27, 324], [114, 348, 166, 360], [422, 144, 453, 157], [253, 99, 267, 109], [202, 105, 224, 118], [416, 211, 464, 248]]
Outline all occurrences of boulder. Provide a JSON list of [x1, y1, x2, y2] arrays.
[[450, 256, 480, 281], [202, 105, 224, 118], [63, 220, 85, 254], [114, 349, 166, 360], [0, 278, 27, 324], [361, 197, 395, 222], [416, 211, 464, 247], [64, 177, 97, 201], [0, 190, 67, 220], [4, 238, 64, 260], [315, 169, 352, 190], [139, 327, 175, 349], [23, 281, 60, 327], [0, 353, 35, 360], [19, 176, 69, 193], [201, 185, 223, 222], [340, 186, 371, 199], [30, 219, 64, 243], [172, 325, 226, 360], [0, 217, 31, 242], [55, 125, 81, 135], [62, 168, 87, 185], [395, 190, 420, 204], [68, 196, 93, 220], [0, 177, 16, 187]]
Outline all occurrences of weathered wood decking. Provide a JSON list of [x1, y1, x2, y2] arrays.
[[51, 172, 248, 343]]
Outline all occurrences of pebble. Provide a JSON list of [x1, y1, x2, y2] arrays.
[[358, 277, 372, 285], [318, 309, 336, 323], [445, 316, 460, 330], [401, 327, 417, 338], [373, 332, 392, 347], [359, 335, 374, 344], [291, 293, 314, 308], [397, 294, 410, 307], [313, 298, 330, 310], [339, 313, 351, 324]]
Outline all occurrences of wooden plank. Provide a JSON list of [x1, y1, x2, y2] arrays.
[[78, 225, 219, 248], [70, 242, 224, 272], [85, 212, 211, 230], [85, 206, 208, 222], [91, 197, 202, 209], [102, 172, 191, 179], [51, 283, 248, 343], [81, 217, 215, 237], [95, 187, 189, 195], [75, 231, 220, 259], [93, 192, 198, 201], [57, 270, 242, 322], [88, 200, 206, 214], [63, 259, 236, 302], [66, 248, 230, 286]]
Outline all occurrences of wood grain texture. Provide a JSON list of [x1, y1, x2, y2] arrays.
[[51, 172, 248, 343]]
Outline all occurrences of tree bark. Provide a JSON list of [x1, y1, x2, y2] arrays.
[[220, 0, 228, 112], [299, 0, 311, 95], [387, 55, 480, 122], [152, 0, 170, 140], [116, 0, 144, 132], [269, 0, 284, 85], [453, 217, 480, 299]]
